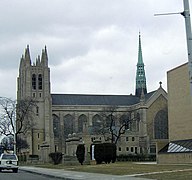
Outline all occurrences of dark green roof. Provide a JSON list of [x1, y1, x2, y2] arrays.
[[51, 91, 156, 106]]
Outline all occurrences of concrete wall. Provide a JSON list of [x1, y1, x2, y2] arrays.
[[167, 63, 192, 141], [158, 153, 192, 164]]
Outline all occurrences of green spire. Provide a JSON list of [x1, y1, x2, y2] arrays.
[[138, 32, 143, 64], [135, 32, 147, 97]]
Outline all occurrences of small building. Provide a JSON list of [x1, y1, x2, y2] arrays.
[[157, 63, 192, 164]]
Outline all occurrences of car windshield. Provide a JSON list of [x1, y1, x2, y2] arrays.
[[2, 154, 16, 160]]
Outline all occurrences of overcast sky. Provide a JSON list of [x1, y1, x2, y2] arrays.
[[0, 0, 190, 99]]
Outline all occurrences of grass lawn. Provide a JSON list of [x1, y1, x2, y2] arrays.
[[30, 161, 192, 179]]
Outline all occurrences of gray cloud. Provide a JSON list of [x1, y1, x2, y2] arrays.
[[0, 0, 189, 98]]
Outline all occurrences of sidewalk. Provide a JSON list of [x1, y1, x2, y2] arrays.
[[20, 166, 150, 180]]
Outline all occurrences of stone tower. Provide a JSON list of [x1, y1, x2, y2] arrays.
[[135, 33, 147, 97], [17, 45, 54, 159]]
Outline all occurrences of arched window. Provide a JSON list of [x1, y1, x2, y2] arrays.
[[92, 114, 102, 134], [120, 114, 130, 130], [106, 114, 115, 127], [38, 74, 42, 90], [78, 114, 87, 133], [63, 114, 74, 138], [53, 114, 60, 138], [32, 74, 36, 90], [154, 109, 168, 139]]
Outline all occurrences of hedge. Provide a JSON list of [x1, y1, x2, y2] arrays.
[[92, 143, 116, 164]]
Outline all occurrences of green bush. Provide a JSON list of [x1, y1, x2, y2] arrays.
[[49, 152, 63, 165], [117, 154, 156, 162], [94, 144, 104, 164], [76, 144, 85, 165], [28, 154, 39, 159], [93, 143, 116, 164]]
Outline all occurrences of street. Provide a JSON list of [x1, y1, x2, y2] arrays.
[[0, 170, 62, 180]]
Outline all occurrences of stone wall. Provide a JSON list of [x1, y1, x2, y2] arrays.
[[158, 152, 192, 164]]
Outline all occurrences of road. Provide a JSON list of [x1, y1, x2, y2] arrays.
[[0, 170, 62, 180]]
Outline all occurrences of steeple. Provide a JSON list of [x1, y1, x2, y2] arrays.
[[24, 45, 31, 66], [135, 32, 147, 97], [41, 46, 48, 67]]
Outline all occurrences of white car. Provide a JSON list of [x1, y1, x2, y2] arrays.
[[0, 153, 18, 173]]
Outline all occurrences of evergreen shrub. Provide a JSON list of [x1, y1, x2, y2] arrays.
[[76, 144, 85, 165], [93, 143, 116, 164], [49, 152, 63, 165]]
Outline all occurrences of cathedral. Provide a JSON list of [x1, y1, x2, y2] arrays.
[[17, 34, 168, 162]]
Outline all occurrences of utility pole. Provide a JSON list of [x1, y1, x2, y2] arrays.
[[182, 0, 192, 96], [155, 0, 192, 96]]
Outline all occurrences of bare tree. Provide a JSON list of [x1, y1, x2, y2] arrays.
[[0, 97, 16, 137], [0, 97, 37, 151], [16, 98, 37, 135], [98, 106, 140, 144]]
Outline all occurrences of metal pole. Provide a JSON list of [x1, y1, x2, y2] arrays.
[[183, 0, 192, 96]]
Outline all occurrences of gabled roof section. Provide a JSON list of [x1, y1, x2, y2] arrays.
[[51, 94, 140, 106], [145, 85, 167, 107]]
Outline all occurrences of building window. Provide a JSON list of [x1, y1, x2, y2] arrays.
[[132, 137, 135, 141], [64, 114, 74, 138], [126, 137, 129, 141], [150, 145, 156, 154], [33, 93, 36, 98], [92, 114, 102, 134], [32, 74, 36, 90], [53, 114, 60, 138], [135, 147, 138, 154], [154, 109, 168, 139], [55, 145, 57, 152], [120, 114, 130, 130], [38, 145, 40, 150], [126, 147, 129, 151], [106, 114, 116, 127], [78, 114, 87, 133], [140, 147, 143, 154], [131, 147, 134, 152], [39, 93, 42, 98], [119, 147, 121, 151], [36, 106, 39, 116], [37, 133, 40, 139], [38, 74, 42, 90]]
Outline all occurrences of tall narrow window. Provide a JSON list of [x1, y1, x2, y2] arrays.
[[92, 114, 102, 134], [32, 74, 36, 90], [78, 114, 87, 133], [154, 109, 168, 139], [53, 114, 60, 138], [36, 106, 39, 116], [63, 114, 74, 139], [38, 74, 42, 90]]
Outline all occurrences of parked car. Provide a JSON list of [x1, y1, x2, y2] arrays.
[[0, 153, 18, 173]]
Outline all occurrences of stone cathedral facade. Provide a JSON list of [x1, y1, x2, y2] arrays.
[[17, 34, 168, 162]]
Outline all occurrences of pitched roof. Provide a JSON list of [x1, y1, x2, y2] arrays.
[[51, 91, 156, 106], [158, 139, 192, 154]]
